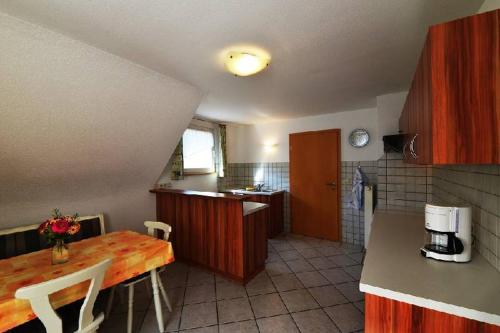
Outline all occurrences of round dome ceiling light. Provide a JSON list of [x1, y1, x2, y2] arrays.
[[225, 51, 270, 77]]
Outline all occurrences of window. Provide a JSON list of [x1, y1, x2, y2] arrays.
[[182, 128, 215, 174]]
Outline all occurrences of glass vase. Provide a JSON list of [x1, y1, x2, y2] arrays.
[[52, 239, 69, 265]]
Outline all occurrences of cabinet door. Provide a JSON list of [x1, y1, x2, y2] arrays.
[[430, 9, 499, 164], [405, 37, 433, 165]]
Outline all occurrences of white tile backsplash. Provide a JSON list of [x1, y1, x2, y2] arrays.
[[432, 164, 500, 273]]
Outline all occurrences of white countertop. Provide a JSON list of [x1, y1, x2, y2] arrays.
[[228, 189, 285, 196], [360, 210, 500, 326], [243, 201, 269, 216]]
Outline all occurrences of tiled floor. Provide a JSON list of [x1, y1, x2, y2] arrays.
[[100, 233, 365, 333]]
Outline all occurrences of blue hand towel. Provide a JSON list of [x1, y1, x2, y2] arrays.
[[350, 167, 367, 210]]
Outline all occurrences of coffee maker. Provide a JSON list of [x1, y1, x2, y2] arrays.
[[420, 204, 472, 262]]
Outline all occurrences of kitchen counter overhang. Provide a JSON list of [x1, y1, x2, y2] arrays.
[[360, 210, 500, 326]]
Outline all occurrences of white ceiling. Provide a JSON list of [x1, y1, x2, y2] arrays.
[[0, 0, 484, 123]]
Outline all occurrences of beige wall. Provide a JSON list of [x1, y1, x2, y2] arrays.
[[478, 0, 500, 12], [226, 92, 406, 163], [0, 13, 202, 231], [227, 108, 380, 163]]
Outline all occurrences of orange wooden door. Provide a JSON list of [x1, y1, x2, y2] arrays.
[[289, 129, 341, 240]]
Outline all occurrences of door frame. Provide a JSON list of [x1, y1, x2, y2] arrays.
[[289, 128, 342, 240]]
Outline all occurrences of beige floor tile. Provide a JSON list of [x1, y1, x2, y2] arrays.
[[140, 306, 181, 332], [308, 285, 348, 307], [335, 282, 364, 302], [180, 302, 217, 330], [216, 281, 247, 300], [271, 273, 304, 292], [317, 246, 343, 257], [180, 325, 218, 333], [295, 271, 330, 288], [245, 272, 276, 296], [165, 286, 185, 307], [324, 303, 364, 333], [257, 314, 299, 333], [266, 261, 292, 276], [187, 268, 215, 286], [280, 289, 320, 313], [278, 249, 303, 261], [328, 254, 358, 267], [217, 297, 254, 324], [184, 284, 215, 305], [249, 293, 287, 318], [307, 257, 337, 270], [343, 265, 363, 280], [297, 247, 322, 259], [219, 319, 259, 333], [291, 309, 340, 333], [319, 268, 354, 284], [285, 259, 315, 273]]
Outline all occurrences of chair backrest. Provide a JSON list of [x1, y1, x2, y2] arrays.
[[15, 259, 112, 333], [72, 214, 106, 240], [0, 223, 49, 260], [0, 214, 105, 260], [144, 221, 172, 241]]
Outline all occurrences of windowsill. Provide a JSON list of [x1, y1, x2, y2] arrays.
[[183, 171, 216, 176]]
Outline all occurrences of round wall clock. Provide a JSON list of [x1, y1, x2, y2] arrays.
[[349, 129, 370, 148]]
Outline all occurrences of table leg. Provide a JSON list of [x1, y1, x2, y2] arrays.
[[150, 268, 165, 332]]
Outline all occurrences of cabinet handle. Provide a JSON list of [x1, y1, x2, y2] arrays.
[[409, 134, 419, 159], [326, 182, 337, 189]]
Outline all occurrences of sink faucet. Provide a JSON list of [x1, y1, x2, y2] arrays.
[[255, 183, 265, 191]]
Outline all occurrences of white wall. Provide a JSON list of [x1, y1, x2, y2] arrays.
[[227, 108, 380, 163], [376, 91, 408, 155], [478, 0, 500, 12], [227, 92, 407, 163], [0, 14, 202, 230]]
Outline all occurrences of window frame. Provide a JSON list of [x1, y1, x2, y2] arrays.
[[182, 127, 216, 175]]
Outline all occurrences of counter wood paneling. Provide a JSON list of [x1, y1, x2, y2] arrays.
[[150, 189, 268, 283]]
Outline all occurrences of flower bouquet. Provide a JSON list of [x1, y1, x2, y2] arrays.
[[38, 209, 80, 264]]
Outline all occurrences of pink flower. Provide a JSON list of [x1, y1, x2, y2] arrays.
[[38, 221, 49, 234], [51, 219, 69, 234]]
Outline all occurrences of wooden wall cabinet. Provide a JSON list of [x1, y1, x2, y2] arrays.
[[244, 192, 284, 238], [400, 9, 499, 164]]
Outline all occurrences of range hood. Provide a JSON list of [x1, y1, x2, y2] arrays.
[[383, 134, 406, 153]]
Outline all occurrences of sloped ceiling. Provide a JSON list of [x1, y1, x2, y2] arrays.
[[0, 14, 202, 229], [0, 0, 484, 123]]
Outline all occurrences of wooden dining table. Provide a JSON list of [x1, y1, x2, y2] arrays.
[[0, 230, 175, 332]]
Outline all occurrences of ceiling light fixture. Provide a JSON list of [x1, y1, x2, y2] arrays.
[[225, 51, 270, 77]]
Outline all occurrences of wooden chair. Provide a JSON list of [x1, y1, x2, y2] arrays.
[[0, 214, 106, 260], [106, 221, 172, 333], [15, 259, 112, 333]]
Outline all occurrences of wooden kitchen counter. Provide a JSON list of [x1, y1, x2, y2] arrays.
[[150, 188, 269, 283]]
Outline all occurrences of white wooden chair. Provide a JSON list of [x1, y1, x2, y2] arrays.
[[15, 259, 112, 333], [105, 221, 173, 333]]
